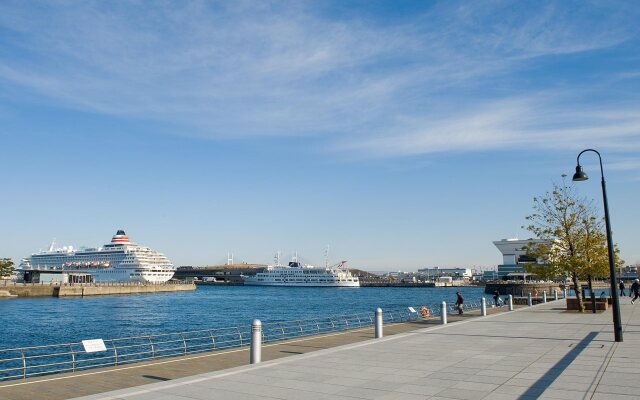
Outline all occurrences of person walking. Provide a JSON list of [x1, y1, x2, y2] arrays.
[[631, 279, 640, 304], [493, 290, 500, 307], [455, 292, 464, 315], [619, 280, 626, 296]]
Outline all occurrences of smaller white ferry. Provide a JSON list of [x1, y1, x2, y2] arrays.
[[242, 253, 360, 287]]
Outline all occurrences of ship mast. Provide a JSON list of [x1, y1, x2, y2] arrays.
[[275, 250, 281, 266], [324, 245, 330, 268]]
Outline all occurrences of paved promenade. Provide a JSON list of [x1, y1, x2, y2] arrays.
[[0, 306, 503, 400], [67, 300, 640, 400]]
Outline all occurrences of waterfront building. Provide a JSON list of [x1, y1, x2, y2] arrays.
[[174, 264, 265, 284], [619, 265, 639, 280], [489, 238, 548, 280], [416, 267, 472, 280], [470, 271, 484, 281]]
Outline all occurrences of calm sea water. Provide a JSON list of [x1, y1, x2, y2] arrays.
[[0, 285, 485, 349]]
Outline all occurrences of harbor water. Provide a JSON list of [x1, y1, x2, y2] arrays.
[[0, 285, 484, 350]]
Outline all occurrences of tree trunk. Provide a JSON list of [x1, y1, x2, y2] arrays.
[[588, 275, 596, 314], [572, 272, 584, 312]]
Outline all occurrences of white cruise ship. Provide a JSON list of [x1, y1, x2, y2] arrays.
[[242, 255, 360, 287], [18, 230, 175, 283]]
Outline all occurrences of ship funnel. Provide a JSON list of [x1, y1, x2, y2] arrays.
[[111, 230, 131, 244]]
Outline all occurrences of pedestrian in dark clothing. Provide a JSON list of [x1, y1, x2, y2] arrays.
[[455, 292, 464, 315], [631, 279, 640, 304], [493, 290, 500, 307], [619, 281, 626, 296]]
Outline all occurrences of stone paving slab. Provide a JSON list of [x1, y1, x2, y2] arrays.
[[62, 299, 640, 400]]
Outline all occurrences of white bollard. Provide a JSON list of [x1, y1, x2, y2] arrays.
[[527, 292, 532, 306], [441, 301, 447, 324], [481, 298, 487, 316], [250, 319, 262, 364], [542, 291, 547, 303], [375, 308, 383, 338], [554, 289, 558, 301], [508, 295, 513, 311]]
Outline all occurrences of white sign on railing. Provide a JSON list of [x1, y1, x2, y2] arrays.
[[82, 339, 107, 353]]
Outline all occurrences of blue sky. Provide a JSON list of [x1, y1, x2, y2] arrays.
[[1, 1, 639, 270]]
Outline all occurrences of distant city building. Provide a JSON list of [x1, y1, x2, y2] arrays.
[[486, 238, 548, 280], [471, 272, 484, 281], [619, 265, 639, 280], [417, 267, 472, 280]]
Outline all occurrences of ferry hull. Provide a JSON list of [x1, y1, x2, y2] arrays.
[[243, 280, 360, 287]]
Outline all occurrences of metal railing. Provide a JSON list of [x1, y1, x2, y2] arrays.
[[0, 299, 490, 382], [407, 298, 487, 317], [0, 308, 415, 381]]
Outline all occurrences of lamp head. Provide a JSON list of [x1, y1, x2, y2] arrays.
[[572, 165, 589, 181]]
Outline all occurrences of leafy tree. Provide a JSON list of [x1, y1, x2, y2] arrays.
[[523, 183, 622, 312], [0, 258, 14, 279]]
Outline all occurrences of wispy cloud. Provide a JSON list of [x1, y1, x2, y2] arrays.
[[341, 95, 640, 157], [0, 0, 639, 154], [607, 158, 640, 171]]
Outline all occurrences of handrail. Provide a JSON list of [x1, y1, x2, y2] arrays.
[[0, 300, 492, 382]]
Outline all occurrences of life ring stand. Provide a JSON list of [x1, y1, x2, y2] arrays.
[[419, 306, 430, 319]]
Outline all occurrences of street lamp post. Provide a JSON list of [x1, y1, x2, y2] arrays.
[[572, 149, 623, 342]]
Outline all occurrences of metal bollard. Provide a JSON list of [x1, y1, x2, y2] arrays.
[[440, 301, 447, 324], [375, 308, 383, 338], [250, 319, 261, 364], [554, 289, 558, 301], [542, 291, 547, 303], [527, 292, 532, 306], [481, 298, 487, 316], [508, 295, 513, 311]]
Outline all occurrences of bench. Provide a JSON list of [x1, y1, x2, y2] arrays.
[[566, 297, 609, 311]]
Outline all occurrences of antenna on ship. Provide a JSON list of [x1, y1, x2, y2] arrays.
[[275, 250, 281, 266], [324, 245, 330, 268]]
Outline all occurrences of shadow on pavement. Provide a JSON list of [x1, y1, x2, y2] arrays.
[[518, 331, 599, 399]]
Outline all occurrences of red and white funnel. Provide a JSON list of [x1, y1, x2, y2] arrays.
[[111, 230, 131, 244]]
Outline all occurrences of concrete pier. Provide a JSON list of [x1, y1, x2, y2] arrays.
[[0, 307, 507, 400], [58, 300, 640, 400], [0, 282, 195, 297]]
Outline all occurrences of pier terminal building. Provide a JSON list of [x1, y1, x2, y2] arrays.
[[484, 238, 547, 281]]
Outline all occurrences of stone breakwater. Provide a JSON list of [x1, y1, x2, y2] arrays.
[[0, 282, 196, 297]]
